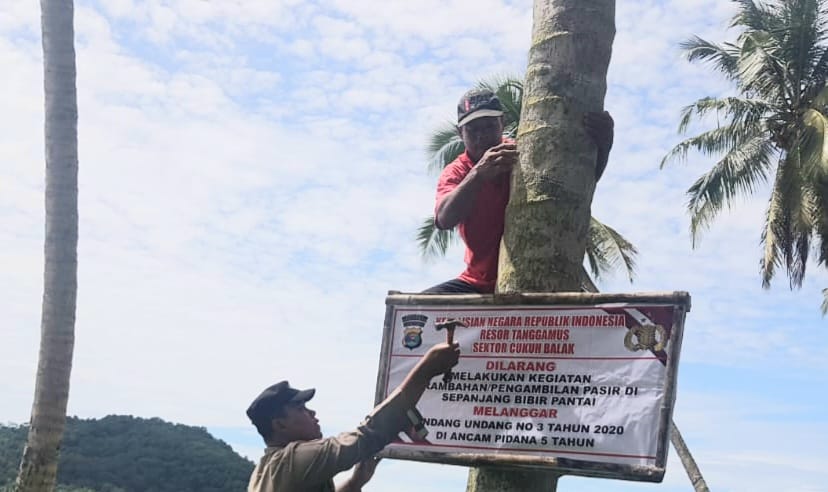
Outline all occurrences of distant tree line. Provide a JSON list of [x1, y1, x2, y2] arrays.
[[0, 416, 253, 492]]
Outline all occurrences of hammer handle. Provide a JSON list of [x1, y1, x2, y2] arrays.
[[443, 328, 455, 383]]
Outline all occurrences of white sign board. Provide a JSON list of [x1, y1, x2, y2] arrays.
[[374, 292, 689, 482]]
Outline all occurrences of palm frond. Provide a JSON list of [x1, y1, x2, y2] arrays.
[[811, 83, 828, 108], [661, 122, 759, 168], [585, 217, 638, 283], [790, 221, 811, 287], [760, 150, 812, 288], [761, 163, 788, 287], [426, 125, 465, 175], [686, 136, 776, 243], [679, 36, 740, 79], [806, 179, 828, 266], [584, 232, 610, 282], [787, 170, 816, 286], [817, 224, 828, 268], [737, 31, 793, 105], [822, 288, 828, 315], [777, 0, 826, 103], [416, 215, 458, 259], [807, 47, 828, 92], [731, 0, 781, 32], [677, 96, 772, 134], [579, 266, 599, 293], [799, 108, 828, 175], [688, 198, 722, 248]]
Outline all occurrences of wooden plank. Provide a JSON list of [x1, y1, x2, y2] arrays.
[[377, 448, 665, 482], [386, 291, 691, 310]]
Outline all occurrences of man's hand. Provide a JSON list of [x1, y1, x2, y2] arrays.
[[419, 342, 461, 379], [583, 111, 614, 180], [336, 457, 381, 492], [390, 342, 462, 433], [584, 111, 614, 153], [353, 456, 381, 489], [471, 142, 518, 181]]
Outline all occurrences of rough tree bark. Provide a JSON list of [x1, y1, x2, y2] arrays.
[[498, 0, 615, 294]]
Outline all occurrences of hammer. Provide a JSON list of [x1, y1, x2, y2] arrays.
[[435, 319, 468, 383]]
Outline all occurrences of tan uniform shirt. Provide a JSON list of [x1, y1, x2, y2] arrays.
[[248, 397, 410, 492]]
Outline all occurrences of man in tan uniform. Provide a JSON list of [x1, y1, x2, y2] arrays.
[[246, 341, 460, 492]]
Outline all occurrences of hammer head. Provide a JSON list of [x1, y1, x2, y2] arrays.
[[435, 319, 468, 332]]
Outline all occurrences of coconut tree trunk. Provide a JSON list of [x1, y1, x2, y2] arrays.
[[468, 1, 615, 490], [466, 468, 558, 492], [497, 0, 615, 294], [14, 0, 79, 490]]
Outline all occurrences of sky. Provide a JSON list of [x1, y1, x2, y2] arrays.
[[1, 0, 827, 491]]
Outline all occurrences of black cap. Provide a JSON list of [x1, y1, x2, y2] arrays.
[[457, 88, 504, 127], [246, 381, 315, 427]]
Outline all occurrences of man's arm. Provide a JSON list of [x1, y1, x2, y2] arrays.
[[375, 341, 459, 413], [285, 343, 460, 486], [336, 457, 380, 492], [435, 143, 518, 229], [435, 169, 484, 230]]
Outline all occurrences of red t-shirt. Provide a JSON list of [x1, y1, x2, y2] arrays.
[[434, 148, 511, 293]]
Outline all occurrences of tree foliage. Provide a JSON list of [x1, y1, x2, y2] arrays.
[[0, 416, 253, 492], [663, 0, 828, 304]]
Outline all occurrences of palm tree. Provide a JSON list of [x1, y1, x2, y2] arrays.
[[15, 0, 79, 490], [662, 0, 828, 309], [417, 76, 638, 286]]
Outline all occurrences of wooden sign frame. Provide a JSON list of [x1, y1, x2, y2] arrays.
[[373, 291, 690, 482]]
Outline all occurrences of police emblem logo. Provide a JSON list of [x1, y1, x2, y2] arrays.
[[624, 324, 667, 352], [401, 314, 428, 350]]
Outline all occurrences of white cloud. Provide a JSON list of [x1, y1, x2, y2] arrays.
[[285, 38, 315, 57]]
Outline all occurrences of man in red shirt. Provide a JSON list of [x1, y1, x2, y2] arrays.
[[423, 88, 614, 294]]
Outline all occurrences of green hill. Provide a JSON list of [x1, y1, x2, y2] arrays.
[[0, 415, 253, 492]]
